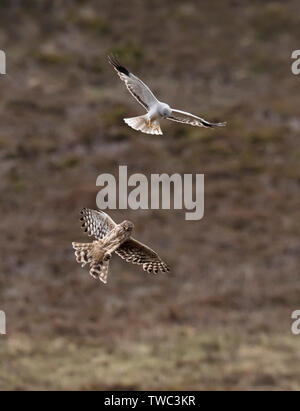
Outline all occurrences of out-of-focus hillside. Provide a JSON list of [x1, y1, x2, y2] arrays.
[[1, 0, 300, 390]]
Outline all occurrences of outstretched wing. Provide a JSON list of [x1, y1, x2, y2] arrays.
[[79, 208, 116, 240], [116, 238, 170, 274], [108, 55, 159, 111], [167, 108, 226, 128]]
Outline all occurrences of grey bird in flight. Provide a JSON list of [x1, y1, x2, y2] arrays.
[[108, 55, 226, 135]]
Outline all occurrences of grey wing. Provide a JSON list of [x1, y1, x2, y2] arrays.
[[80, 208, 117, 240], [116, 238, 170, 274], [108, 56, 159, 111], [167, 108, 226, 128]]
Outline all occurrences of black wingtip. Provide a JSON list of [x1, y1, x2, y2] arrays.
[[203, 120, 227, 128], [108, 54, 130, 76]]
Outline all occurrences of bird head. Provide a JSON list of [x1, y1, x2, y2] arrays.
[[159, 104, 172, 118], [120, 220, 134, 235]]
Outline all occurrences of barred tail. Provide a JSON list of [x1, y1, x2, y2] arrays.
[[72, 242, 110, 284], [90, 260, 110, 284], [72, 242, 93, 267]]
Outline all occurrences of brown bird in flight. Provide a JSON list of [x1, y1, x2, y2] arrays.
[[72, 208, 170, 284]]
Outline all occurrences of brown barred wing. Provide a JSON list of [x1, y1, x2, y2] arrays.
[[80, 208, 116, 240], [116, 238, 170, 274]]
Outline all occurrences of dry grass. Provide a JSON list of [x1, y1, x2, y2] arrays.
[[1, 327, 300, 390]]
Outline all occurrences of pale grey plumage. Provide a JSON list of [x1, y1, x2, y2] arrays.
[[108, 56, 226, 135]]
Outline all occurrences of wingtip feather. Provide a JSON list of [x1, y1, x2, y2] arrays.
[[108, 54, 129, 76], [204, 120, 227, 128]]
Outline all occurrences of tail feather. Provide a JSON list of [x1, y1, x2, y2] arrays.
[[72, 242, 93, 267], [72, 242, 110, 283], [124, 115, 162, 135], [90, 260, 109, 284]]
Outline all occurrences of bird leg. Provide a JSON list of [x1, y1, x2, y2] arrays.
[[148, 120, 152, 128]]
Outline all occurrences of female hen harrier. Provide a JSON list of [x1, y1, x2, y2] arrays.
[[109, 55, 226, 135], [72, 208, 170, 284]]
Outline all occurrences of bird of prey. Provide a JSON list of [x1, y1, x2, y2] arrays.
[[108, 55, 226, 135], [72, 208, 170, 284]]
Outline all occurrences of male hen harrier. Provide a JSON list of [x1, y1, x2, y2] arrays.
[[72, 208, 170, 284], [108, 55, 226, 135]]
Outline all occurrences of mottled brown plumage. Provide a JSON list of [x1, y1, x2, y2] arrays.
[[72, 208, 170, 284]]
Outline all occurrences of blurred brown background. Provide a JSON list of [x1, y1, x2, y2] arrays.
[[1, 0, 300, 390]]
